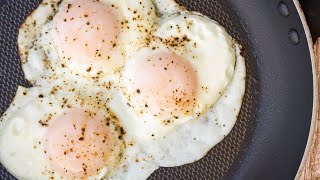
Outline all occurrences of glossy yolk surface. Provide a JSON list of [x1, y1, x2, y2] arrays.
[[124, 51, 197, 119], [44, 109, 116, 178]]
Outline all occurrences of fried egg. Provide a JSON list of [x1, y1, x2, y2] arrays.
[[18, 0, 156, 86], [0, 87, 158, 179], [112, 12, 236, 139], [141, 45, 245, 166]]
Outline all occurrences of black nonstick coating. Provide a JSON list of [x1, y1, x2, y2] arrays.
[[0, 0, 314, 179]]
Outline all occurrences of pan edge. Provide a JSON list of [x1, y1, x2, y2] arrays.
[[294, 0, 319, 179]]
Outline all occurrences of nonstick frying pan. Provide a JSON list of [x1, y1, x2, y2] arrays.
[[0, 0, 315, 179]]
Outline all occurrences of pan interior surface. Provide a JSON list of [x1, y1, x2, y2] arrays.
[[0, 0, 312, 179]]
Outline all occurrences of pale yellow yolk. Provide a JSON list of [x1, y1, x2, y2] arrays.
[[44, 109, 115, 178], [53, 0, 120, 75], [124, 52, 197, 119]]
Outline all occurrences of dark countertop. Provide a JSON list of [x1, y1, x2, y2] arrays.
[[300, 0, 320, 41]]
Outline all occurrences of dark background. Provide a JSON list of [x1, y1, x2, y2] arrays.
[[300, 0, 320, 41]]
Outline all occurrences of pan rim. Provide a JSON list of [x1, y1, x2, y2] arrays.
[[293, 0, 319, 179]]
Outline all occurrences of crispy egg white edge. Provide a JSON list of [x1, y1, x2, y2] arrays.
[[139, 45, 246, 167], [18, 0, 57, 86], [0, 87, 159, 180]]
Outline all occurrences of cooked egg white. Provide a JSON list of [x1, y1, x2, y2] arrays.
[[0, 87, 158, 180]]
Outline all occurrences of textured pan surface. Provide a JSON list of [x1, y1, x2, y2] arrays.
[[0, 0, 313, 179]]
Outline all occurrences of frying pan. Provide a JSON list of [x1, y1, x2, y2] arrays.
[[0, 0, 316, 179]]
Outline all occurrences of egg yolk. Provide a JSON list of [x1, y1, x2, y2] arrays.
[[52, 0, 120, 74], [44, 109, 117, 178], [123, 51, 197, 119]]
